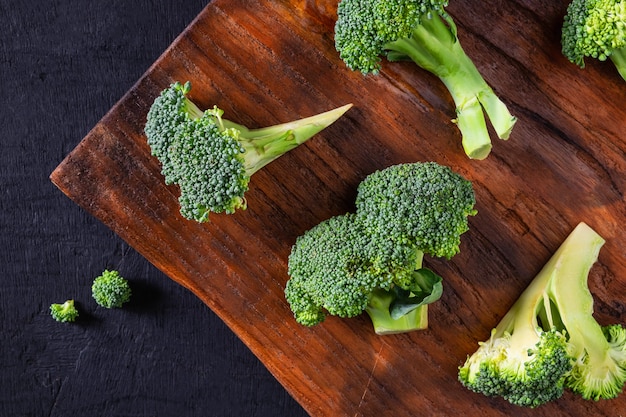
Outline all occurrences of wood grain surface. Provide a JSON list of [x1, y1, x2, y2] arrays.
[[50, 0, 626, 415]]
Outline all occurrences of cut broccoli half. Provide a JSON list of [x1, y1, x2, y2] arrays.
[[459, 222, 626, 407]]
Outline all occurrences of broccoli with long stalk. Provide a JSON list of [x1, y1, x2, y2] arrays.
[[334, 0, 516, 160], [145, 82, 352, 222]]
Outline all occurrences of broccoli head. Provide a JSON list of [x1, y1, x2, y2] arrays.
[[459, 222, 626, 407], [285, 212, 443, 334], [562, 0, 626, 81], [355, 162, 477, 259], [92, 269, 132, 309], [145, 82, 352, 222], [50, 299, 79, 323], [334, 0, 516, 159]]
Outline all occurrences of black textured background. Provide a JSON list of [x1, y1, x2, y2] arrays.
[[1, 1, 308, 415]]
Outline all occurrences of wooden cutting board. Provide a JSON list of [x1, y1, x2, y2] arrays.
[[50, 0, 626, 415]]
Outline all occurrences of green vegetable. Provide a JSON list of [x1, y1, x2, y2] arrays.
[[562, 0, 626, 81], [334, 0, 516, 159], [285, 162, 476, 335], [144, 81, 352, 222], [50, 299, 79, 323], [459, 222, 626, 407], [92, 270, 132, 308]]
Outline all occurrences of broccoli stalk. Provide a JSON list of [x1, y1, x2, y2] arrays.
[[561, 0, 626, 82], [207, 104, 354, 176], [459, 222, 626, 407], [365, 265, 443, 334], [548, 231, 626, 400], [610, 47, 626, 80], [385, 13, 515, 159], [334, 0, 516, 159], [366, 289, 430, 335], [145, 82, 352, 222]]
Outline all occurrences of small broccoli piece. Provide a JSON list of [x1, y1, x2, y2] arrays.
[[285, 213, 443, 334], [562, 0, 626, 81], [285, 162, 475, 335], [92, 269, 132, 308], [50, 299, 79, 323], [334, 0, 516, 159], [145, 81, 352, 222], [459, 222, 626, 407]]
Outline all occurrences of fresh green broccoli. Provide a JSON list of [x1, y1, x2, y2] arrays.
[[145, 81, 352, 222], [92, 269, 132, 308], [562, 0, 626, 81], [459, 222, 626, 407], [50, 299, 79, 323], [285, 162, 476, 335], [334, 0, 516, 160]]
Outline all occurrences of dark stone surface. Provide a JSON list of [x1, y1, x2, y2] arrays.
[[1, 1, 308, 415]]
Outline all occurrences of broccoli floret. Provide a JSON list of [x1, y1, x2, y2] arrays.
[[285, 162, 475, 335], [50, 299, 79, 323], [285, 213, 443, 334], [334, 0, 516, 159], [562, 0, 626, 81], [459, 222, 626, 407], [92, 269, 132, 308], [145, 81, 352, 222], [355, 162, 477, 260]]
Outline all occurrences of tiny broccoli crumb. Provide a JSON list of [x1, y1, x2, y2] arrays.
[[50, 299, 79, 323]]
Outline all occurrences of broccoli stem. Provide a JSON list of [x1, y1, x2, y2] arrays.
[[366, 288, 429, 335], [178, 82, 206, 119], [364, 251, 435, 335], [544, 224, 624, 400], [223, 104, 353, 175], [384, 13, 516, 160], [177, 81, 352, 175], [610, 46, 626, 82]]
